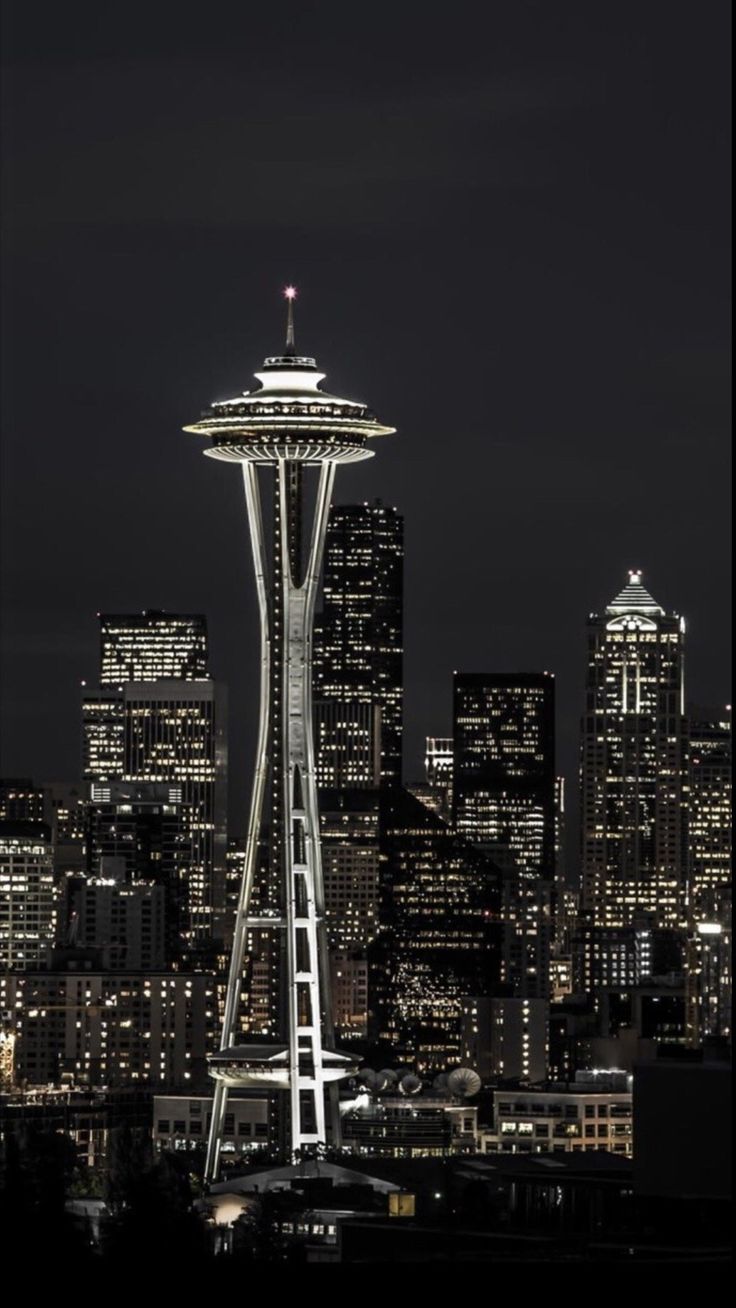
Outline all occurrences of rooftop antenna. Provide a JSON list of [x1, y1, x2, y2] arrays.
[[283, 285, 297, 355]]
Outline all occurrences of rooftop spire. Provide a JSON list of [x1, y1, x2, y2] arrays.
[[283, 285, 297, 355], [606, 568, 664, 615]]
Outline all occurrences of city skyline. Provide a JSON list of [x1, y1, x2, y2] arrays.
[[1, 6, 730, 810], [0, 0, 730, 1264]]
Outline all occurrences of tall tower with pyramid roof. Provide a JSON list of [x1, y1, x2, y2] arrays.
[[580, 570, 688, 929]]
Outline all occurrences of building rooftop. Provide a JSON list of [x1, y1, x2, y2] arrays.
[[606, 570, 665, 615]]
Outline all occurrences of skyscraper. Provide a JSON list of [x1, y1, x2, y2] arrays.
[[453, 672, 556, 997], [369, 787, 502, 1071], [580, 571, 688, 929], [82, 614, 228, 953], [315, 501, 403, 786], [320, 788, 380, 1042], [408, 737, 454, 821], [85, 781, 190, 960], [183, 291, 395, 1174], [99, 611, 209, 684], [687, 706, 732, 914]]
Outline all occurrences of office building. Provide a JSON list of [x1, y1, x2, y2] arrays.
[[685, 901, 732, 1046], [320, 787, 380, 951], [71, 874, 167, 970], [2, 968, 218, 1088], [408, 738, 453, 821], [315, 501, 404, 786], [0, 780, 46, 824], [483, 1072, 632, 1156], [461, 996, 549, 1083], [83, 680, 227, 952], [85, 780, 190, 959], [99, 611, 209, 684], [580, 570, 688, 928], [453, 672, 555, 997], [687, 706, 732, 914], [0, 821, 56, 969], [369, 787, 502, 1071], [153, 1094, 269, 1156]]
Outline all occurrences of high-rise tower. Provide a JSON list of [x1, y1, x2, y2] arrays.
[[453, 673, 556, 997], [315, 502, 404, 786], [99, 611, 208, 684], [82, 612, 227, 955], [184, 291, 395, 1177], [580, 570, 688, 929]]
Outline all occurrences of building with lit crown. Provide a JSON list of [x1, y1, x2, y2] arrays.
[[580, 571, 688, 929], [99, 611, 209, 684]]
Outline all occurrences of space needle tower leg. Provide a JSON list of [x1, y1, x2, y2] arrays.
[[205, 463, 271, 1184], [280, 457, 337, 1156]]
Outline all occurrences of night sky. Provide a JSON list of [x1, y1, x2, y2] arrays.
[[1, 2, 731, 843]]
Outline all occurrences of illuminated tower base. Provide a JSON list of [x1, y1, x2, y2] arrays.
[[184, 291, 395, 1180]]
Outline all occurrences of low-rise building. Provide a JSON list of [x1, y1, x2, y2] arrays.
[[480, 1071, 632, 1157], [153, 1093, 269, 1156], [341, 1094, 478, 1157], [2, 967, 217, 1088]]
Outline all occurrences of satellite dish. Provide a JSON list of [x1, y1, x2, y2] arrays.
[[379, 1068, 399, 1085], [400, 1073, 422, 1095], [373, 1071, 390, 1093], [357, 1067, 378, 1090], [447, 1067, 481, 1098], [433, 1073, 449, 1093]]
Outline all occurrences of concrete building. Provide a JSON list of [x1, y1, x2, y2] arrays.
[[461, 996, 548, 1083], [341, 1094, 479, 1157], [71, 874, 167, 970], [2, 968, 217, 1088], [153, 1093, 269, 1157], [453, 673, 556, 998], [0, 821, 56, 969], [483, 1071, 632, 1156]]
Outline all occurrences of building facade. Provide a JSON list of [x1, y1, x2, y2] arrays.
[[687, 706, 732, 915], [369, 787, 502, 1070], [461, 996, 549, 1083], [83, 682, 227, 953], [581, 571, 688, 928], [71, 876, 167, 971], [99, 611, 209, 685], [453, 672, 556, 997], [0, 822, 56, 969], [2, 969, 218, 1088], [315, 501, 403, 786], [484, 1073, 632, 1156]]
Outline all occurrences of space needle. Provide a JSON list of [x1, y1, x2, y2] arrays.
[[184, 289, 396, 1180]]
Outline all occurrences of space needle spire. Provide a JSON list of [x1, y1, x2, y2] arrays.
[[284, 284, 297, 354], [185, 289, 396, 1181]]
